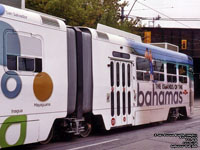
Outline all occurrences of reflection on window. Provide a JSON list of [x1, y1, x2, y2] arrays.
[[136, 57, 150, 71], [19, 57, 34, 71], [7, 55, 42, 73], [154, 61, 164, 72], [179, 76, 187, 83], [167, 75, 177, 83], [179, 65, 187, 76]]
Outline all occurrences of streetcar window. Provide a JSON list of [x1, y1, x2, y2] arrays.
[[7, 55, 17, 70], [127, 64, 131, 87], [178, 65, 187, 83], [110, 62, 114, 86], [179, 65, 187, 76], [128, 92, 131, 115], [116, 62, 120, 87], [167, 75, 177, 83], [154, 61, 164, 72], [167, 63, 176, 74], [111, 91, 114, 117], [122, 63, 125, 87], [137, 72, 143, 80], [154, 73, 159, 81], [160, 74, 164, 81], [19, 57, 34, 71], [136, 57, 150, 71], [144, 73, 150, 81], [5, 31, 43, 73], [112, 51, 130, 59], [117, 91, 120, 116], [154, 73, 164, 81], [35, 58, 42, 72], [179, 76, 187, 83], [123, 91, 126, 115]]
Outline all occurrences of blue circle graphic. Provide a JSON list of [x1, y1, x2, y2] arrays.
[[0, 5, 5, 16], [1, 71, 22, 99]]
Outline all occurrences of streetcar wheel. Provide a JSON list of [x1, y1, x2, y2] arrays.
[[40, 127, 54, 144], [80, 123, 92, 138]]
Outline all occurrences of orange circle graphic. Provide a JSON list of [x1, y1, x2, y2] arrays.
[[33, 72, 53, 102]]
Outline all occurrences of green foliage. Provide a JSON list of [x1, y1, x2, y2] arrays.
[[25, 0, 141, 33]]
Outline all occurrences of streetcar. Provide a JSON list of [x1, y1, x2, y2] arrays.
[[0, 4, 194, 148]]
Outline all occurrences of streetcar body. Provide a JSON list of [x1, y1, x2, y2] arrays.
[[0, 4, 194, 149]]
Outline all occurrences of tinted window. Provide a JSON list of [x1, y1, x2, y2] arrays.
[[160, 74, 164, 81], [137, 72, 143, 80], [117, 91, 120, 116], [167, 63, 176, 74], [128, 92, 131, 115], [127, 64, 131, 87], [116, 63, 120, 87], [122, 63, 125, 87], [154, 61, 164, 72], [179, 65, 187, 76], [111, 91, 114, 117], [35, 58, 42, 72], [19, 57, 34, 71], [7, 55, 17, 70], [110, 62, 114, 86], [154, 73, 164, 81], [144, 73, 150, 81], [179, 76, 187, 83], [136, 57, 150, 71], [113, 51, 130, 59], [167, 75, 177, 83], [123, 91, 126, 115]]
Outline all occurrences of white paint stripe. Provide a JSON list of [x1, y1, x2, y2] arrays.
[[185, 120, 200, 125], [68, 139, 119, 150]]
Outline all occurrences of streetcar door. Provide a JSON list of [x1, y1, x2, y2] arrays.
[[110, 60, 133, 126]]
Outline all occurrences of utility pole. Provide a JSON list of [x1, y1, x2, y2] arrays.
[[121, 6, 125, 22]]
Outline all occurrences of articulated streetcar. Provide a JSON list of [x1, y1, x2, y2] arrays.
[[0, 4, 194, 148]]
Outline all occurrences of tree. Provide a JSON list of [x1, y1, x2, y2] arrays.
[[25, 0, 141, 33]]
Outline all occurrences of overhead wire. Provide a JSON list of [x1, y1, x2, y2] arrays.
[[127, 0, 191, 28]]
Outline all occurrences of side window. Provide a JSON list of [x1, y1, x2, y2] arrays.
[[5, 31, 42, 73], [167, 63, 176, 74], [127, 64, 131, 87], [179, 65, 187, 83], [136, 57, 150, 81], [136, 57, 150, 71], [19, 57, 34, 71], [110, 62, 114, 86], [153, 61, 164, 81], [167, 63, 177, 83], [116, 62, 120, 87], [122, 63, 125, 87]]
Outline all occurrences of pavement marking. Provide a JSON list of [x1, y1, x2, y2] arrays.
[[185, 120, 200, 125], [68, 139, 119, 150]]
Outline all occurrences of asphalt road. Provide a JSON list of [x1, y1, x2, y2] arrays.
[[6, 100, 200, 150]]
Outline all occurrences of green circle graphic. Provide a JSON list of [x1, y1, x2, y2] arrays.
[[0, 115, 27, 148]]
